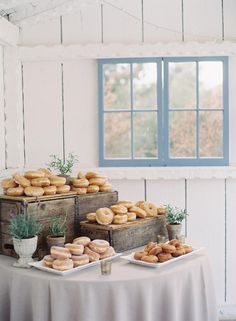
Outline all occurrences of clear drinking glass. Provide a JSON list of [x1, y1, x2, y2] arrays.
[[157, 234, 166, 244], [176, 235, 185, 245], [100, 260, 112, 275]]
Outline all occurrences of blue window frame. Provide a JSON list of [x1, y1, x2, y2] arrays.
[[98, 56, 229, 167]]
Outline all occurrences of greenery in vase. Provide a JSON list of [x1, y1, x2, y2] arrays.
[[48, 216, 66, 237], [166, 205, 188, 225], [9, 214, 43, 240], [47, 153, 78, 175]]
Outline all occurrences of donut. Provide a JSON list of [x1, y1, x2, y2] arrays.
[[89, 177, 107, 186], [86, 212, 97, 222], [73, 236, 91, 247], [158, 253, 172, 263], [183, 245, 193, 254], [161, 244, 176, 254], [86, 172, 104, 179], [50, 246, 71, 260], [87, 185, 99, 193], [24, 186, 44, 197], [134, 251, 148, 260], [13, 175, 31, 188], [6, 186, 24, 197], [100, 246, 115, 259], [113, 214, 128, 224], [65, 243, 84, 255], [71, 254, 89, 267], [110, 205, 128, 215], [77, 172, 86, 179], [84, 247, 100, 262], [37, 168, 52, 177], [43, 255, 55, 268], [129, 206, 146, 218], [56, 185, 70, 194], [24, 171, 45, 179], [72, 178, 89, 188], [148, 245, 162, 256], [31, 177, 50, 187], [168, 239, 180, 247], [127, 212, 136, 221], [43, 185, 57, 195], [71, 186, 87, 195], [49, 176, 66, 187], [141, 255, 158, 263], [140, 202, 158, 217], [172, 246, 186, 257], [135, 200, 145, 208], [116, 200, 134, 209], [157, 206, 166, 215], [99, 183, 113, 192], [1, 178, 18, 189], [144, 242, 157, 252], [52, 258, 73, 271], [96, 207, 114, 225], [88, 239, 109, 254]]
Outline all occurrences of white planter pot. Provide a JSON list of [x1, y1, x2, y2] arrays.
[[13, 236, 38, 268]]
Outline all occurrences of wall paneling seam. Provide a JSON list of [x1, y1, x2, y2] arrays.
[[61, 63, 65, 163], [60, 16, 63, 44], [221, 0, 225, 41], [144, 179, 147, 201], [2, 48, 7, 169], [181, 0, 185, 42], [21, 64, 26, 167], [101, 4, 104, 44], [141, 0, 144, 43], [224, 178, 227, 301]]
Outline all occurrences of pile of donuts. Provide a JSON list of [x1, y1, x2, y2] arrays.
[[70, 171, 112, 195], [43, 236, 116, 271], [134, 239, 193, 264], [86, 200, 166, 226], [1, 168, 72, 197]]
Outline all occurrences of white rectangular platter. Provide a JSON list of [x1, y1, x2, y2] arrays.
[[121, 247, 204, 268], [29, 253, 122, 276]]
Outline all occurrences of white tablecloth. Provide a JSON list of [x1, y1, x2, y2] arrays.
[[0, 250, 218, 321]]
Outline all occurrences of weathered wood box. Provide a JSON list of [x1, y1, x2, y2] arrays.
[[0, 191, 118, 258], [80, 216, 167, 252]]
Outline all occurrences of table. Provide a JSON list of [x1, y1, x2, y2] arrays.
[[0, 250, 218, 321]]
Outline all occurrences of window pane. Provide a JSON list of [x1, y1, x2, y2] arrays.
[[199, 61, 223, 109], [169, 62, 196, 109], [104, 112, 131, 159], [104, 64, 130, 110], [133, 63, 157, 110], [169, 111, 196, 158], [133, 112, 158, 158], [199, 111, 223, 157]]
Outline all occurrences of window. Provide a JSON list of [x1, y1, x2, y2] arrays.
[[98, 57, 228, 167]]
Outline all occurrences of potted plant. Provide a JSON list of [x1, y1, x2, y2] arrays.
[[8, 214, 43, 268], [165, 205, 188, 240], [47, 153, 78, 183], [46, 216, 67, 250]]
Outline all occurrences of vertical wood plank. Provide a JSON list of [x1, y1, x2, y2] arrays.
[[110, 179, 145, 201], [23, 62, 63, 167], [223, 0, 236, 41], [184, 0, 222, 41], [103, 0, 142, 43], [63, 60, 98, 168], [187, 178, 225, 304], [0, 46, 5, 170], [229, 57, 236, 165], [143, 0, 182, 43]]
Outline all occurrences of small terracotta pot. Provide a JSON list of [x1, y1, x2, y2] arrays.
[[46, 235, 65, 250], [166, 224, 182, 241]]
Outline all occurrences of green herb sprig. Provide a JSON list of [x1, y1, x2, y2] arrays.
[[166, 205, 188, 225], [9, 214, 43, 240], [47, 153, 78, 175]]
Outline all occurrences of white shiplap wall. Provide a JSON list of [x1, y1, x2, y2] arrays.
[[0, 46, 5, 170]]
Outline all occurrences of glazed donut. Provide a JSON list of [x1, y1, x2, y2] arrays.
[[168, 239, 180, 247], [127, 212, 136, 221], [71, 254, 89, 267], [24, 186, 44, 197], [135, 200, 145, 208], [140, 202, 158, 217], [43, 185, 57, 195], [86, 172, 104, 179], [149, 245, 162, 256], [134, 251, 148, 260], [71, 186, 87, 195], [172, 246, 186, 257], [100, 246, 116, 259], [13, 175, 31, 188], [73, 236, 91, 247], [84, 247, 100, 262], [56, 185, 70, 194], [116, 200, 134, 209], [158, 253, 172, 263], [161, 244, 176, 254], [6, 186, 24, 197], [50, 246, 71, 260], [31, 177, 50, 187], [37, 168, 52, 178], [1, 178, 18, 189], [86, 212, 97, 222], [89, 239, 109, 254], [77, 172, 86, 179], [183, 245, 193, 254], [49, 176, 66, 187], [141, 255, 158, 263], [43, 255, 55, 268], [144, 242, 157, 253], [87, 185, 99, 193], [65, 243, 84, 255], [129, 206, 146, 218], [113, 214, 128, 224], [157, 206, 166, 215], [96, 207, 114, 225], [24, 171, 45, 179], [99, 183, 113, 192], [110, 205, 127, 215], [72, 178, 89, 188], [52, 258, 73, 271], [89, 177, 107, 186]]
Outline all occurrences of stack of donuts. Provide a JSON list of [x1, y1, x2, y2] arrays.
[[70, 171, 113, 195], [43, 236, 116, 271], [86, 200, 166, 226], [1, 168, 71, 197], [134, 239, 193, 264]]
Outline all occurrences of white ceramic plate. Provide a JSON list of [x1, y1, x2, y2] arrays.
[[29, 253, 122, 276], [121, 247, 204, 268]]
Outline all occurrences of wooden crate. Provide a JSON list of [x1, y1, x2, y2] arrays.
[[80, 216, 167, 252]]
